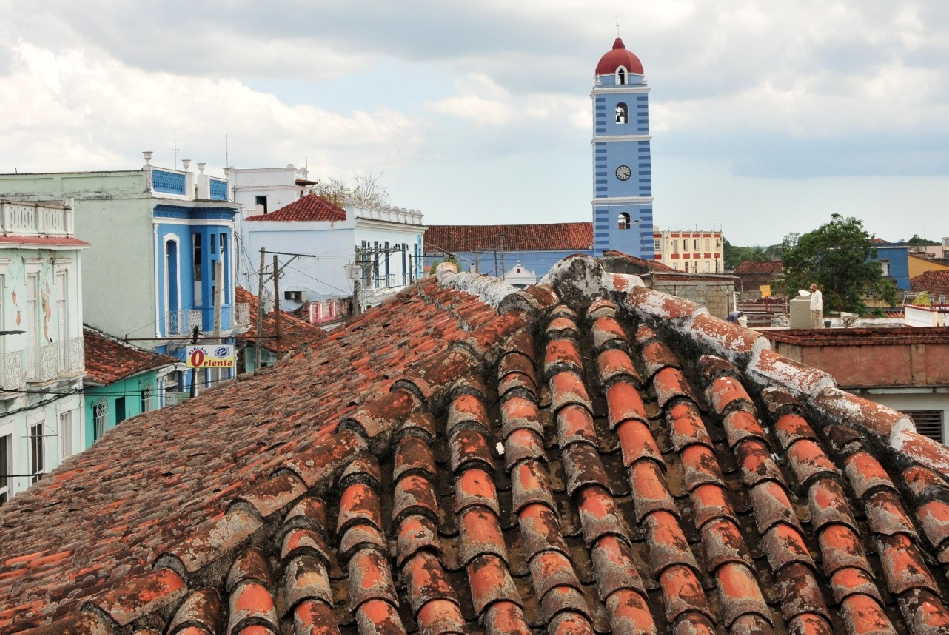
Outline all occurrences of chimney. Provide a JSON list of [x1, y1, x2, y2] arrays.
[[182, 159, 195, 198], [143, 150, 153, 167], [196, 162, 210, 199]]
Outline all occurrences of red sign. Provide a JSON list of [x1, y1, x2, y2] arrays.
[[189, 348, 205, 367]]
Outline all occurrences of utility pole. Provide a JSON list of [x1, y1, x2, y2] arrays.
[[273, 254, 281, 339], [188, 326, 199, 398], [255, 247, 265, 372], [213, 259, 223, 337], [352, 245, 362, 316]]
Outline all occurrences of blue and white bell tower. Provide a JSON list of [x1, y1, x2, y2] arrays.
[[591, 38, 654, 258]]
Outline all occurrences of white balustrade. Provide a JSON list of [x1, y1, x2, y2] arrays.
[[0, 202, 74, 236]]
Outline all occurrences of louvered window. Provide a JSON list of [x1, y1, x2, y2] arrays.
[[903, 410, 944, 443]]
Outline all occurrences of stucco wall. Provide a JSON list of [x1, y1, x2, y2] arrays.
[[0, 394, 82, 501], [242, 223, 356, 305], [73, 198, 156, 340], [650, 279, 735, 318], [84, 371, 165, 448], [771, 340, 949, 388]]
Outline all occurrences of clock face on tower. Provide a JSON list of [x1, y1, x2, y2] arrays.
[[615, 164, 632, 181]]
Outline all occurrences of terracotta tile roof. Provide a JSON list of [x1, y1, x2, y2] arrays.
[[245, 194, 346, 222], [235, 287, 325, 354], [425, 222, 593, 254], [83, 326, 178, 385], [603, 249, 676, 272], [0, 235, 89, 247], [912, 270, 949, 295], [765, 326, 949, 346], [734, 260, 783, 274], [4, 256, 949, 634]]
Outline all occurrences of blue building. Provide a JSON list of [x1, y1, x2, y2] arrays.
[[870, 244, 911, 290], [0, 156, 240, 394], [591, 37, 654, 258], [425, 37, 657, 278]]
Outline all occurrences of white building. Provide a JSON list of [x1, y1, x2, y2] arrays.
[[653, 229, 724, 273], [242, 194, 425, 312], [0, 201, 86, 503], [226, 165, 315, 222]]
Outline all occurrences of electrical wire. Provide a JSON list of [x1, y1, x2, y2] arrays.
[[282, 263, 353, 296]]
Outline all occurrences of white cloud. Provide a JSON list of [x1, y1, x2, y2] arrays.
[[0, 42, 421, 176]]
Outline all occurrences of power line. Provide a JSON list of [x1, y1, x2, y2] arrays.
[[282, 263, 352, 295]]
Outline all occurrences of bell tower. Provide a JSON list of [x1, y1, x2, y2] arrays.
[[591, 37, 654, 258]]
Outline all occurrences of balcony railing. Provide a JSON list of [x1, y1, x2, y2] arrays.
[[167, 309, 203, 336], [0, 201, 74, 236], [2, 350, 24, 391], [235, 302, 250, 330]]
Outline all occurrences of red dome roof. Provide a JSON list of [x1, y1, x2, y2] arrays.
[[595, 37, 643, 75]]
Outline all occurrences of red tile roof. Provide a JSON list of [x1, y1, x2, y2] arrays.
[[602, 248, 676, 272], [0, 235, 89, 247], [764, 326, 949, 346], [245, 194, 346, 222], [734, 260, 783, 274], [4, 258, 949, 634], [83, 326, 178, 385], [425, 222, 593, 254], [235, 286, 325, 353], [912, 270, 949, 295]]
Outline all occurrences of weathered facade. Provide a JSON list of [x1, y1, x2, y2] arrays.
[[652, 229, 724, 273], [0, 157, 240, 392], [0, 201, 86, 503], [765, 327, 949, 442], [641, 271, 737, 318]]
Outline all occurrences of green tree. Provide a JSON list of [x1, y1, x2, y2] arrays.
[[780, 213, 898, 313], [314, 173, 390, 208], [906, 233, 939, 246], [723, 239, 769, 270]]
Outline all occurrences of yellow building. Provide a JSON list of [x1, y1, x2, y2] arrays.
[[908, 254, 949, 279]]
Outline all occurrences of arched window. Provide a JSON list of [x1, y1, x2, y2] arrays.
[[617, 213, 631, 230], [617, 67, 627, 85], [615, 102, 628, 124]]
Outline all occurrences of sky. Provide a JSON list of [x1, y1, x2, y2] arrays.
[[1, 0, 948, 245]]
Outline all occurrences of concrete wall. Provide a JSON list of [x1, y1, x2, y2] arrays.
[[76, 198, 156, 339], [0, 171, 147, 200], [771, 338, 949, 388], [649, 278, 735, 318]]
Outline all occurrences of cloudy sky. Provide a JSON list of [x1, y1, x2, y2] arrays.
[[2, 1, 948, 244]]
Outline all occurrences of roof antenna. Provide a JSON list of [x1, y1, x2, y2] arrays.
[[225, 132, 229, 169]]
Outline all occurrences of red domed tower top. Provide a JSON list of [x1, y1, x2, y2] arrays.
[[595, 37, 644, 75]]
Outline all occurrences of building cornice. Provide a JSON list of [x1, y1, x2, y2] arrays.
[[591, 135, 652, 143], [151, 218, 235, 227], [591, 196, 654, 205], [591, 86, 650, 95], [355, 217, 427, 232]]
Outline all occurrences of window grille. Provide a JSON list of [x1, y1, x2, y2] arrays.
[[903, 410, 944, 443]]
